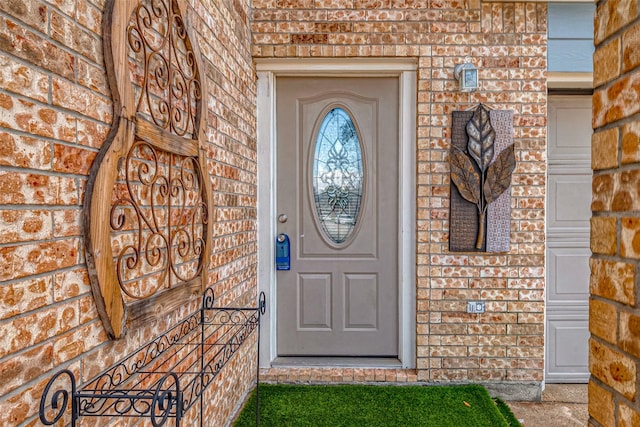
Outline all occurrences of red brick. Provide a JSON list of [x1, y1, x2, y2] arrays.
[[53, 320, 108, 364], [0, 343, 53, 396], [0, 276, 51, 320], [0, 209, 52, 244], [0, 98, 76, 142], [0, 1, 555, 423], [0, 16, 75, 80], [53, 268, 90, 302], [0, 171, 79, 205], [76, 117, 110, 148], [76, 0, 102, 34], [50, 9, 101, 63], [52, 208, 82, 237], [77, 57, 109, 94], [0, 239, 79, 282], [0, 131, 52, 170], [0, 0, 48, 33], [51, 77, 112, 123], [0, 53, 49, 102], [52, 143, 97, 175]]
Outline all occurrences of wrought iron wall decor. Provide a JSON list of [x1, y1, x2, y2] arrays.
[[449, 105, 516, 252], [85, 0, 212, 338], [39, 289, 266, 427]]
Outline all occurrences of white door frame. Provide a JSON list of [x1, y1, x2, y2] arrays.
[[256, 58, 417, 368]]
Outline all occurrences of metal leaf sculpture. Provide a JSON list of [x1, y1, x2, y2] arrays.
[[484, 144, 516, 205], [466, 105, 495, 175], [449, 105, 516, 249], [450, 147, 481, 205]]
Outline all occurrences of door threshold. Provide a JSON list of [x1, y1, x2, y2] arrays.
[[272, 357, 402, 368]]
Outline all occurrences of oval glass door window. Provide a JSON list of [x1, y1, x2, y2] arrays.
[[312, 107, 364, 244]]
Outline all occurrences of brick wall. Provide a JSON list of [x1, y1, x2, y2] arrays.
[[253, 1, 547, 388], [590, 0, 640, 425], [0, 0, 257, 425]]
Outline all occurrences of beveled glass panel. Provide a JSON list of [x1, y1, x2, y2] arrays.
[[312, 108, 363, 244]]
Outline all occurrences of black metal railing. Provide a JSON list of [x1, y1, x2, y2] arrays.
[[39, 288, 266, 426]]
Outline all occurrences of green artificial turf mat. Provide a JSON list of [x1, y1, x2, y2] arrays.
[[234, 384, 521, 426], [493, 397, 522, 427]]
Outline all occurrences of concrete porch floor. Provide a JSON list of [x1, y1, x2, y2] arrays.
[[507, 384, 588, 426]]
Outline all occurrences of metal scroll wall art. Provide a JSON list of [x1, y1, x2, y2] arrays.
[[449, 104, 516, 252], [84, 0, 212, 339]]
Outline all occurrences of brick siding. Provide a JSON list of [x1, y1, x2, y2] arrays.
[[590, 0, 640, 425], [0, 0, 257, 425], [0, 0, 551, 424], [253, 1, 547, 386]]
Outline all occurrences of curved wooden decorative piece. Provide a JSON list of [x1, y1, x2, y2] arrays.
[[85, 0, 211, 339]]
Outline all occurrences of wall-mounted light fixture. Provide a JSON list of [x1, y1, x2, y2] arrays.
[[454, 62, 478, 92]]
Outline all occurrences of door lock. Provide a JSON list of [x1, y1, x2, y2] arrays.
[[278, 214, 288, 223]]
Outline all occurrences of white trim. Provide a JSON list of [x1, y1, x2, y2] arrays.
[[255, 58, 418, 75], [256, 58, 417, 369], [547, 72, 593, 89], [257, 71, 278, 363]]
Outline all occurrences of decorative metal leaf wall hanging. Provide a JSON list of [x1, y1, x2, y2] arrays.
[[450, 147, 481, 205], [466, 105, 495, 175], [449, 105, 516, 251], [484, 144, 516, 205]]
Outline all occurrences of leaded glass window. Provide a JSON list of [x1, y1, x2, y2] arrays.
[[312, 107, 364, 244]]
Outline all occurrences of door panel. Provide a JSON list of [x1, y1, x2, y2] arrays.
[[345, 274, 378, 329], [545, 96, 592, 383], [547, 319, 591, 378], [547, 245, 591, 300], [298, 274, 332, 330], [547, 171, 592, 229], [276, 77, 398, 357]]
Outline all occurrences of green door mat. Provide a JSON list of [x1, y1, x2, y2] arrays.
[[234, 384, 521, 426]]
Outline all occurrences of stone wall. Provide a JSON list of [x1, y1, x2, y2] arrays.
[[253, 1, 547, 388], [0, 0, 257, 425], [590, 0, 640, 425]]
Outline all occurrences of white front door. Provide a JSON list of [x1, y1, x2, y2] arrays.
[[545, 95, 592, 382], [276, 77, 399, 357]]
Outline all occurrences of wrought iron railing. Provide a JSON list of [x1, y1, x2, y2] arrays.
[[39, 288, 266, 426]]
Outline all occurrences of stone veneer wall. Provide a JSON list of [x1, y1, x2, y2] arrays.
[[590, 0, 640, 425], [253, 1, 547, 389], [0, 0, 257, 425]]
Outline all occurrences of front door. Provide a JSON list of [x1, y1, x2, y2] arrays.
[[276, 77, 399, 357]]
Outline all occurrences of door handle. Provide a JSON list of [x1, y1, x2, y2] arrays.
[[275, 233, 290, 270]]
